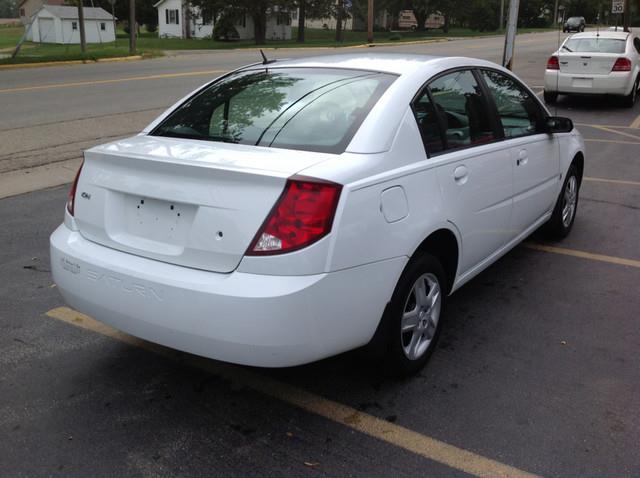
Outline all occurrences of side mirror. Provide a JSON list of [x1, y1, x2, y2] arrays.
[[546, 116, 574, 133]]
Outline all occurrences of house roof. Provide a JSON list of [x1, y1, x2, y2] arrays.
[[19, 0, 65, 8], [40, 5, 114, 20], [153, 0, 178, 8]]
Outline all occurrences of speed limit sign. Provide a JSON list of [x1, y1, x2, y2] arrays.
[[612, 0, 624, 14]]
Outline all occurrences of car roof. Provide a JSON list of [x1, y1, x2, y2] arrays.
[[569, 31, 629, 40], [244, 53, 478, 76]]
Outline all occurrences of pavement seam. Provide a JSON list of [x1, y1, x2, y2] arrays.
[[0, 69, 226, 94]]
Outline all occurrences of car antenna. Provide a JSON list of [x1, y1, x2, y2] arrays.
[[260, 49, 276, 65]]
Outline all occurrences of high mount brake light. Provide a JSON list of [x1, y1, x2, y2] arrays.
[[246, 177, 342, 256], [547, 56, 560, 70], [66, 161, 84, 216], [611, 57, 632, 72]]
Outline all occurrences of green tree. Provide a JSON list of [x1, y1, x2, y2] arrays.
[[0, 0, 19, 18], [410, 0, 434, 31]]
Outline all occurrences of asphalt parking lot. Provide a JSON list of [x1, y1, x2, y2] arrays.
[[1, 34, 639, 477]]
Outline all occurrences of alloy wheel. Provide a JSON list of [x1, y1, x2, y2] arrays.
[[400, 273, 442, 361], [562, 175, 578, 227]]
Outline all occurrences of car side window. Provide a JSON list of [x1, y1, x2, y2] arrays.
[[480, 69, 545, 139], [411, 88, 445, 155], [427, 70, 496, 150], [634, 37, 640, 54]]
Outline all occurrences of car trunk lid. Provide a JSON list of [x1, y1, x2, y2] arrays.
[[558, 52, 622, 75], [73, 135, 334, 273]]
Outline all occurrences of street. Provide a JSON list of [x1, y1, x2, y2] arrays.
[[1, 31, 639, 477]]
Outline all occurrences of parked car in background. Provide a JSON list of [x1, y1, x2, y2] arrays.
[[563, 16, 586, 32], [544, 30, 640, 107], [51, 54, 585, 376]]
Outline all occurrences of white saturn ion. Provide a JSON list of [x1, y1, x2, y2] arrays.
[[544, 30, 640, 107], [51, 54, 585, 375]]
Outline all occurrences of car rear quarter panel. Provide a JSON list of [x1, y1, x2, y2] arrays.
[[323, 109, 456, 273]]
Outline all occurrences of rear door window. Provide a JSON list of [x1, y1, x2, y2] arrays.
[[152, 68, 396, 154], [412, 88, 445, 155], [480, 69, 546, 139], [427, 69, 497, 151]]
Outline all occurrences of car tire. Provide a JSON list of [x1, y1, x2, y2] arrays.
[[544, 163, 580, 240], [544, 91, 558, 104], [623, 76, 639, 108], [381, 253, 446, 377]]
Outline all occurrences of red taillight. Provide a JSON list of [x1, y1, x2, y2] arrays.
[[612, 57, 631, 72], [66, 161, 84, 216], [546, 55, 559, 70], [246, 177, 342, 255]]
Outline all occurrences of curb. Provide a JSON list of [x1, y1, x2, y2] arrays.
[[250, 37, 451, 51], [0, 55, 144, 70]]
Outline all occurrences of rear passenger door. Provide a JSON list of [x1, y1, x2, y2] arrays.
[[412, 69, 514, 276], [479, 69, 560, 235]]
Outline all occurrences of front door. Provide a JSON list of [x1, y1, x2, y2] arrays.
[[479, 69, 560, 235]]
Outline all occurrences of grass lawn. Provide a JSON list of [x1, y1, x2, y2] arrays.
[[0, 23, 556, 65], [0, 24, 23, 49]]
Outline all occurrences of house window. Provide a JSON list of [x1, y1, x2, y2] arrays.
[[100, 22, 106, 31], [20, 8, 25, 16], [236, 14, 246, 28], [165, 9, 179, 25], [72, 21, 78, 30], [277, 13, 290, 26]]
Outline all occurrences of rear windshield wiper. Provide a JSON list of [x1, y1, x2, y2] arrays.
[[561, 45, 573, 52]]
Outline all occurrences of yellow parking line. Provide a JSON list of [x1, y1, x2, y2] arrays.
[[584, 138, 640, 145], [630, 115, 640, 129], [0, 69, 226, 94], [45, 306, 541, 478], [575, 122, 638, 130], [525, 243, 640, 269], [584, 176, 640, 187], [590, 125, 640, 141]]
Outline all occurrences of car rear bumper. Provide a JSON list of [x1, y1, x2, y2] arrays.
[[544, 70, 634, 96], [50, 225, 406, 367]]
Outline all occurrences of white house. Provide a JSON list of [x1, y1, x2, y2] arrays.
[[154, 0, 291, 41], [26, 5, 116, 44], [18, 0, 64, 26]]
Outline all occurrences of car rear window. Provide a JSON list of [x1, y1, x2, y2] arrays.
[[151, 68, 396, 154], [563, 37, 626, 53]]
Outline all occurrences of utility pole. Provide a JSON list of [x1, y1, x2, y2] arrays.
[[297, 0, 305, 43], [553, 0, 559, 25], [335, 0, 343, 42], [77, 0, 86, 55], [109, 0, 116, 45], [623, 0, 630, 32], [129, 0, 136, 54], [502, 0, 520, 70], [367, 0, 373, 43], [499, 0, 505, 30]]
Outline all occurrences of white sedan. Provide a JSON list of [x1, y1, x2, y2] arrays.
[[51, 54, 585, 376], [544, 30, 640, 107]]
